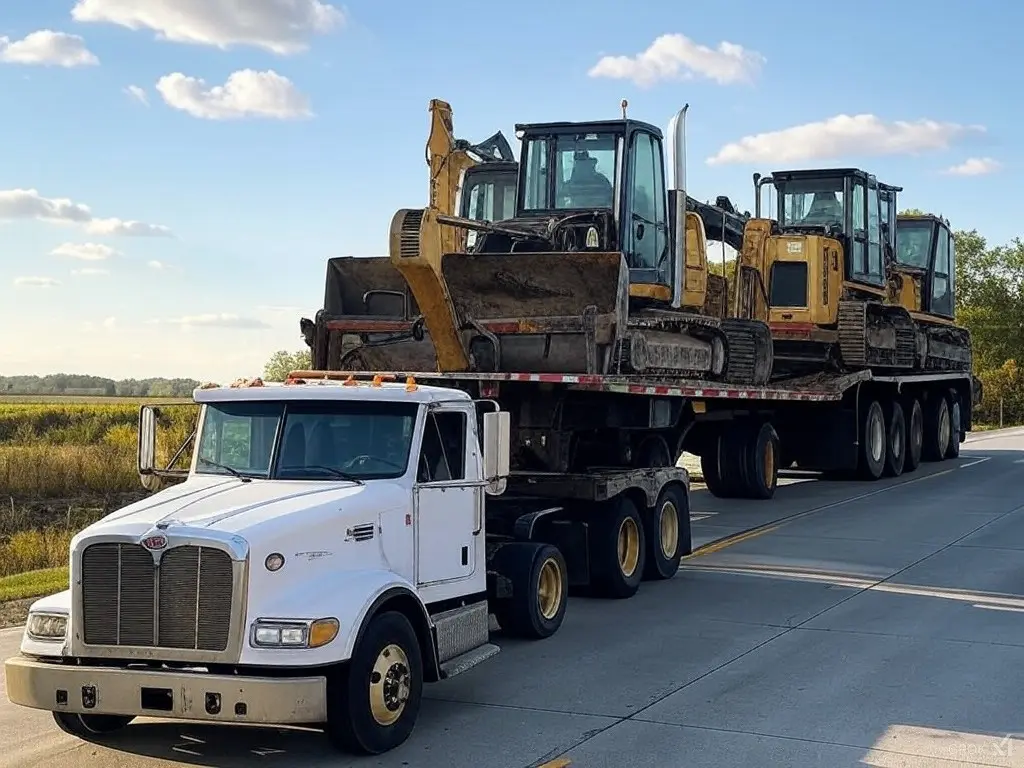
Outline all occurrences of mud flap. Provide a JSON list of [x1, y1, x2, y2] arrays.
[[439, 251, 629, 373]]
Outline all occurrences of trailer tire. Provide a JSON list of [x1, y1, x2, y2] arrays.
[[882, 400, 906, 478], [740, 422, 780, 500], [857, 399, 887, 480], [52, 712, 134, 738], [325, 611, 423, 755], [643, 483, 690, 580], [903, 397, 924, 473], [922, 392, 951, 462], [700, 447, 727, 497], [590, 495, 646, 599], [946, 391, 962, 459], [492, 543, 568, 639]]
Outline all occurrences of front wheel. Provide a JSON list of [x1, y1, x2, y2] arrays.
[[325, 611, 424, 755], [52, 712, 134, 738]]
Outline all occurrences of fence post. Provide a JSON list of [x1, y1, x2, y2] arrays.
[[1000, 397, 1004, 428]]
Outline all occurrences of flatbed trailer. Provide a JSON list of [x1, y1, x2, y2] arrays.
[[289, 367, 980, 501]]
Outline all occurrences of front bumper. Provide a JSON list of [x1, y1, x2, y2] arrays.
[[4, 655, 327, 724]]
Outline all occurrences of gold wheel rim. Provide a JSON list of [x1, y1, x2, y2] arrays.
[[537, 557, 563, 620], [763, 438, 775, 481], [369, 643, 411, 726], [617, 517, 641, 578], [659, 501, 679, 560]]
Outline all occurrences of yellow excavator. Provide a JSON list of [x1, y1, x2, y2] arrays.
[[302, 99, 518, 370], [323, 101, 773, 383], [730, 169, 972, 377]]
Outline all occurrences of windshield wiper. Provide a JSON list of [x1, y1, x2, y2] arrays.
[[197, 456, 252, 483], [299, 465, 366, 485]]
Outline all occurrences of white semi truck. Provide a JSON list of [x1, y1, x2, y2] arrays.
[[4, 373, 690, 755]]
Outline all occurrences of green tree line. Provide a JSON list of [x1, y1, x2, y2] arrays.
[[0, 374, 200, 398]]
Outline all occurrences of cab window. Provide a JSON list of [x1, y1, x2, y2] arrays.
[[417, 411, 466, 482]]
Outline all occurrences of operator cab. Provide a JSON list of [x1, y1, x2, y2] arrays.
[[460, 162, 518, 249], [895, 213, 956, 318], [514, 119, 671, 300], [761, 168, 901, 290]]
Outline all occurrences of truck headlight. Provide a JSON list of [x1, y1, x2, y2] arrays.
[[27, 612, 68, 641], [251, 618, 338, 649]]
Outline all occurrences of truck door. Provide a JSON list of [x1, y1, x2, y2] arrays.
[[414, 405, 479, 585]]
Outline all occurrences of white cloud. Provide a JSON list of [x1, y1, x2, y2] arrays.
[[943, 157, 1001, 176], [0, 30, 99, 67], [588, 33, 764, 87], [156, 69, 312, 120], [14, 276, 60, 287], [102, 316, 116, 329], [148, 260, 165, 269], [86, 218, 173, 237], [0, 188, 172, 236], [52, 242, 119, 261], [71, 0, 344, 55], [707, 114, 985, 166], [124, 84, 148, 105], [72, 267, 109, 276], [156, 312, 271, 329]]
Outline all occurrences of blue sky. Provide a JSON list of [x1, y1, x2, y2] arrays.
[[0, 0, 1015, 381]]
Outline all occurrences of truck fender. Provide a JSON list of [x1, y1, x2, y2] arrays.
[[338, 572, 441, 682]]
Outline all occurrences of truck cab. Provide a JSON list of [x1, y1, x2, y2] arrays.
[[4, 375, 572, 756]]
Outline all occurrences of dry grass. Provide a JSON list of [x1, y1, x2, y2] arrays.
[[0, 398, 196, 591]]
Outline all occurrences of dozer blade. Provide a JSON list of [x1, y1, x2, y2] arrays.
[[319, 256, 439, 371], [440, 250, 629, 373]]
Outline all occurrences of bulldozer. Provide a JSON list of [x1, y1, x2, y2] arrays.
[[329, 101, 773, 384], [731, 168, 972, 377], [889, 211, 971, 371], [302, 98, 518, 371]]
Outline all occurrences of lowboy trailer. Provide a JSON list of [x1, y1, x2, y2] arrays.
[[4, 373, 691, 756]]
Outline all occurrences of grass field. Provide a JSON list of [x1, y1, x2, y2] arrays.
[[0, 396, 196, 610]]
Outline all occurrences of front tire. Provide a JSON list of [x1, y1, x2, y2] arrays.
[[325, 611, 423, 755], [52, 712, 134, 738]]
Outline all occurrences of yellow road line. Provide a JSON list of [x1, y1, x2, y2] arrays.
[[536, 759, 571, 768]]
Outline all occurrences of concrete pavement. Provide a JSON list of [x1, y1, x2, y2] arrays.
[[3, 430, 1024, 767]]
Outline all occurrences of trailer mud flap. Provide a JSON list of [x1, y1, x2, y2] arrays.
[[439, 251, 629, 374]]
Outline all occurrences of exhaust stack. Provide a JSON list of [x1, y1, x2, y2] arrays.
[[666, 104, 689, 308]]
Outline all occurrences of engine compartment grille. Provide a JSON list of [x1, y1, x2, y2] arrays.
[[81, 542, 234, 652]]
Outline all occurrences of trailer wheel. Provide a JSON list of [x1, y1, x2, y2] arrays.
[[740, 422, 780, 500], [642, 483, 690, 580], [922, 391, 951, 462], [492, 542, 568, 639], [882, 400, 906, 477], [903, 397, 924, 473], [945, 391, 962, 459], [858, 399, 887, 480], [700, 446, 727, 497], [325, 611, 423, 755], [590, 495, 646, 599], [52, 712, 134, 738]]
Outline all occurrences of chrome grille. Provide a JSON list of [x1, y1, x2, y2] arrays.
[[81, 542, 234, 652]]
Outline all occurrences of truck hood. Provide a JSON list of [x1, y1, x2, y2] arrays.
[[83, 475, 406, 537]]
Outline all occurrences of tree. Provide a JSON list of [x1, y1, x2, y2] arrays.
[[263, 349, 312, 381]]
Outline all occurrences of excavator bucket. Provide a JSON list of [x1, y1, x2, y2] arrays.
[[439, 250, 629, 373], [318, 256, 439, 371]]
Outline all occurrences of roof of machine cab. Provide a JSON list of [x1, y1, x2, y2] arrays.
[[192, 374, 472, 406]]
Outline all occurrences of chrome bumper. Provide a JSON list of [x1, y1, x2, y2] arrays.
[[4, 655, 327, 724]]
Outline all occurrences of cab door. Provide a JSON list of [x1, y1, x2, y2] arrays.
[[414, 405, 481, 586]]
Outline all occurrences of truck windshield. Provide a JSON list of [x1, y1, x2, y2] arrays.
[[195, 400, 418, 481]]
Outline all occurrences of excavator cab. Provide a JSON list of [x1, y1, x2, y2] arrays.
[[509, 119, 676, 304], [459, 161, 518, 249], [893, 213, 956, 319]]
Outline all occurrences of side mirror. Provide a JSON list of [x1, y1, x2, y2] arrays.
[[481, 410, 510, 495], [138, 405, 157, 475]]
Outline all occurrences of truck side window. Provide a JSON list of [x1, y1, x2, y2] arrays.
[[417, 411, 466, 482]]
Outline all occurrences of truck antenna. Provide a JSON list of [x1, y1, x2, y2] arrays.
[[621, 99, 628, 120]]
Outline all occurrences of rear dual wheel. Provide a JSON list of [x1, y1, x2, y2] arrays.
[[493, 542, 568, 639], [701, 421, 780, 500], [642, 483, 691, 581]]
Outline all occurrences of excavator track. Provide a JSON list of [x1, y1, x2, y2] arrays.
[[918, 322, 973, 372], [615, 313, 773, 386], [837, 300, 916, 371]]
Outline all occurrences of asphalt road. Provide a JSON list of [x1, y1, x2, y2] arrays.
[[4, 427, 1024, 767]]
